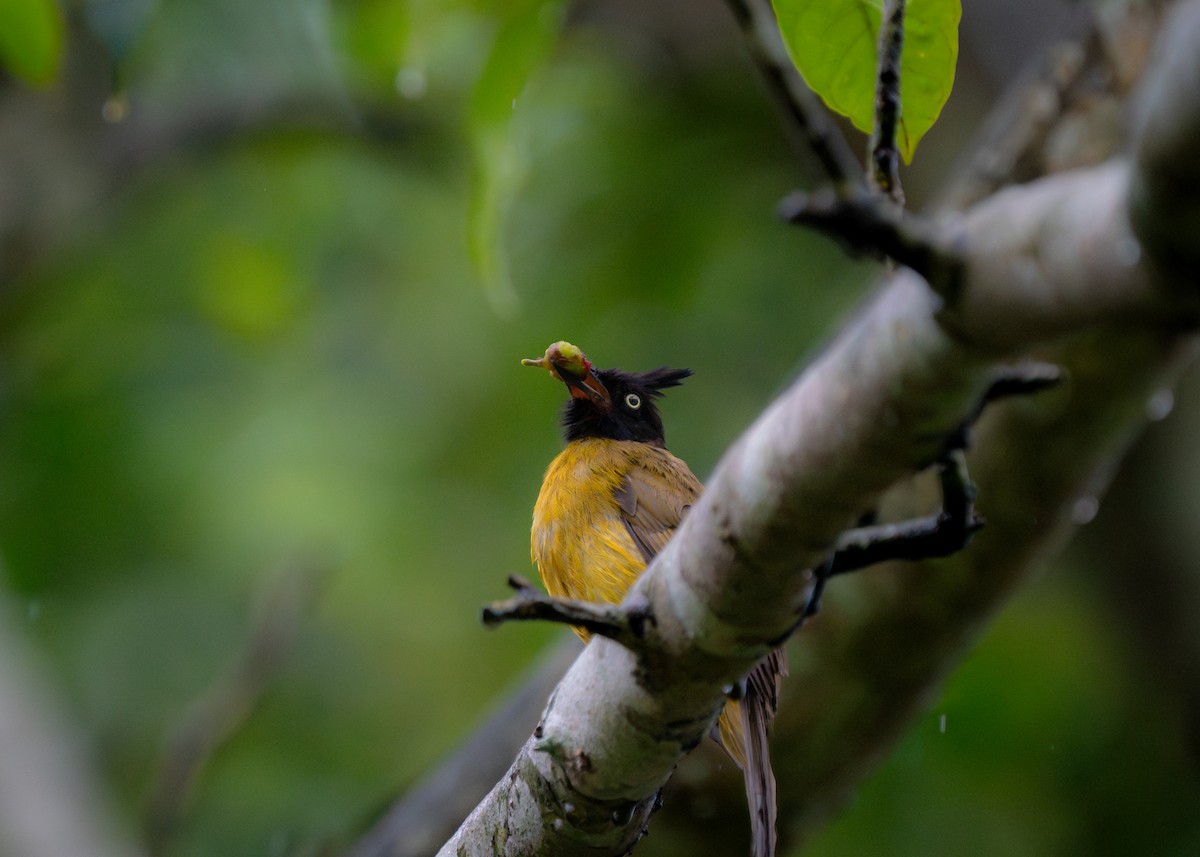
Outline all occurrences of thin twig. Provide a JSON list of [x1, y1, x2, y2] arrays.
[[482, 575, 656, 650], [870, 0, 907, 204], [799, 450, 978, 620], [808, 449, 982, 605], [809, 364, 1061, 613], [724, 0, 864, 189], [941, 362, 1065, 455], [981, 362, 1065, 405]]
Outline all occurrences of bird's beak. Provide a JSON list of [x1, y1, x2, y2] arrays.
[[522, 341, 611, 410]]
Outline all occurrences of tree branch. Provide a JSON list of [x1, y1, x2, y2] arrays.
[[438, 2, 1200, 850], [344, 3, 1195, 854], [776, 187, 961, 288], [439, 193, 1200, 854], [665, 325, 1194, 854]]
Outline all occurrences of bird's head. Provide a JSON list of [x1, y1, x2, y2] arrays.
[[522, 341, 691, 446]]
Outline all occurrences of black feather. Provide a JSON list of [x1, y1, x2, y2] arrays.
[[631, 366, 693, 394], [561, 366, 692, 446]]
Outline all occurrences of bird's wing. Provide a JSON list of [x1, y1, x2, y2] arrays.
[[614, 448, 703, 563], [616, 447, 785, 856]]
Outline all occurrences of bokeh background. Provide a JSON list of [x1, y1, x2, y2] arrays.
[[1, 0, 1198, 856]]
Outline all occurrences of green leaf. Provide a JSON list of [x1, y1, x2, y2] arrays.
[[772, 0, 960, 163], [0, 0, 64, 86], [466, 1, 565, 316]]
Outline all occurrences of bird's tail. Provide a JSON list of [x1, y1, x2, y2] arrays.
[[716, 647, 788, 857]]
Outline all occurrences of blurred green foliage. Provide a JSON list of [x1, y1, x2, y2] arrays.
[[0, 1, 1196, 856], [804, 571, 1200, 857], [0, 0, 63, 85]]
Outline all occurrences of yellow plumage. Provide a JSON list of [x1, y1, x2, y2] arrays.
[[523, 341, 781, 857], [532, 438, 665, 609], [530, 436, 756, 769]]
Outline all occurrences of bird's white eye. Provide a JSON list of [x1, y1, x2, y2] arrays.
[[624, 392, 642, 410]]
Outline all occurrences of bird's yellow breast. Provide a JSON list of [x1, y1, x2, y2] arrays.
[[531, 438, 648, 611]]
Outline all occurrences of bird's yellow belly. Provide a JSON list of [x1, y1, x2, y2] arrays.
[[531, 439, 647, 612]]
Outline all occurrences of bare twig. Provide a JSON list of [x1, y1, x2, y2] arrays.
[[936, 362, 1066, 456], [800, 450, 978, 623], [482, 575, 656, 649], [870, 0, 907, 204], [822, 451, 981, 578], [723, 0, 863, 189], [777, 187, 961, 291], [814, 362, 1062, 594], [979, 362, 1065, 406]]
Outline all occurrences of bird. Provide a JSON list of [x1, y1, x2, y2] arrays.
[[523, 339, 786, 857]]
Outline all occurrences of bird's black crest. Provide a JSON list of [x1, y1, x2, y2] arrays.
[[562, 366, 692, 446], [629, 366, 693, 395]]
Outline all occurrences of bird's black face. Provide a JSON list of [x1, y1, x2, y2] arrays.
[[562, 367, 692, 446]]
